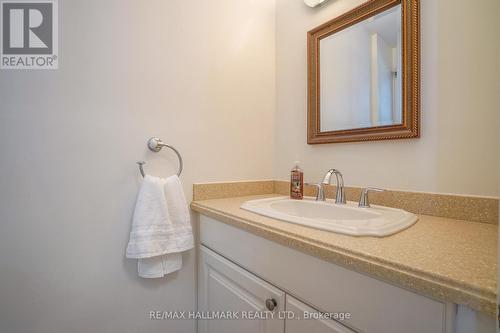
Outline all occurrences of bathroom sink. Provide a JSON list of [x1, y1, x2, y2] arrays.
[[241, 197, 418, 237]]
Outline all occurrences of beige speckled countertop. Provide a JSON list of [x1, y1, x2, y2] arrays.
[[191, 194, 498, 316]]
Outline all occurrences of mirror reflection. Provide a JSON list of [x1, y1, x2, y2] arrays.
[[320, 5, 402, 132]]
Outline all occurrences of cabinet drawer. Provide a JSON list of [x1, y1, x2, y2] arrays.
[[198, 246, 285, 333], [286, 295, 356, 333]]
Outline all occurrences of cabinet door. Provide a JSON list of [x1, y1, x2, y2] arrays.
[[285, 295, 356, 333], [198, 246, 285, 333]]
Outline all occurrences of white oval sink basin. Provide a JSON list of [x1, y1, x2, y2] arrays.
[[241, 197, 418, 237]]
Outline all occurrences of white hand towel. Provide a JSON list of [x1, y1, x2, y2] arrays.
[[126, 175, 194, 278]]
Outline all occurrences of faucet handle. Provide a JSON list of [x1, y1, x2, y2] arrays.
[[305, 183, 326, 201], [358, 188, 385, 208]]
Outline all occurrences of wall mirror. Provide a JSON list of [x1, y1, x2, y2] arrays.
[[307, 0, 419, 144]]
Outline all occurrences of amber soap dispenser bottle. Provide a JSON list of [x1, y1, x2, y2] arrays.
[[290, 161, 304, 200]]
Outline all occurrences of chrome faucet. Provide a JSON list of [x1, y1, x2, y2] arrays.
[[358, 188, 385, 208], [308, 183, 326, 201], [322, 169, 346, 204]]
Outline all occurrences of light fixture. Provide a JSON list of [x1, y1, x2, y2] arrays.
[[304, 0, 329, 8]]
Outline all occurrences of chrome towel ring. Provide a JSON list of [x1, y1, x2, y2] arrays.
[[137, 137, 183, 177]]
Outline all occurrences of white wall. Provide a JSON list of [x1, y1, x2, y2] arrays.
[[320, 25, 371, 131], [0, 0, 275, 332], [275, 0, 500, 197], [373, 33, 394, 125]]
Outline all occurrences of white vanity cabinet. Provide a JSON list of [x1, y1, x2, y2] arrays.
[[198, 215, 454, 333], [199, 245, 354, 333]]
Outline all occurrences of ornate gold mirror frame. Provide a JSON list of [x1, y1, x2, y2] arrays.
[[307, 0, 420, 144]]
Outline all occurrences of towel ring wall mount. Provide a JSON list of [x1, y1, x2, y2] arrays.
[[137, 137, 183, 177]]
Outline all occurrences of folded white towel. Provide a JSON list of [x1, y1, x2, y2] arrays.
[[126, 175, 194, 278], [137, 254, 182, 278]]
